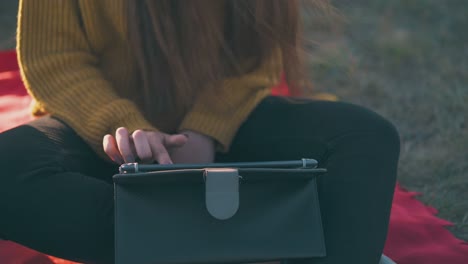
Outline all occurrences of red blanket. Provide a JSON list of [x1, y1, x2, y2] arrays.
[[1, 50, 467, 264]]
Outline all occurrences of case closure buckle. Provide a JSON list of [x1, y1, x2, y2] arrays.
[[204, 168, 240, 220]]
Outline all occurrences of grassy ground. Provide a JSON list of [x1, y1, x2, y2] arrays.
[[1, 1, 467, 241], [304, 0, 468, 240], [0, 1, 17, 49]]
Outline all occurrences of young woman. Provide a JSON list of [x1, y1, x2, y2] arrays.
[[0, 0, 400, 263]]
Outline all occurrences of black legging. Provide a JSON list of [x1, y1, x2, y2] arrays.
[[0, 96, 400, 264]]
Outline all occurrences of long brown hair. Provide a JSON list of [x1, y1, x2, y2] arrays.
[[127, 0, 323, 120]]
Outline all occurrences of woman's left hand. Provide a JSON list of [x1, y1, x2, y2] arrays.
[[170, 130, 216, 164]]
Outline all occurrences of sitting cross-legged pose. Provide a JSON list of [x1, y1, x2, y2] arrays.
[[0, 1, 399, 263]]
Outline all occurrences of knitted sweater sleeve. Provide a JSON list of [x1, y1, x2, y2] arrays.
[[178, 54, 282, 152], [17, 0, 157, 157]]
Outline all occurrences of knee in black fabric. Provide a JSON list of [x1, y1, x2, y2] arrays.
[[329, 102, 400, 154], [358, 105, 400, 157], [0, 124, 62, 177]]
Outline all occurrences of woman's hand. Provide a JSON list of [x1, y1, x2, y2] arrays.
[[169, 130, 216, 164], [103, 127, 188, 164]]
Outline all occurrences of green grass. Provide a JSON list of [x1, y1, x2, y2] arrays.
[[0, 1, 17, 49], [1, 0, 467, 241], [304, 0, 468, 240]]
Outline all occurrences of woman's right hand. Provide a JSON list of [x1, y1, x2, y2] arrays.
[[103, 127, 188, 165]]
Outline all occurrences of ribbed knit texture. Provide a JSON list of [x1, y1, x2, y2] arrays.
[[17, 0, 280, 156]]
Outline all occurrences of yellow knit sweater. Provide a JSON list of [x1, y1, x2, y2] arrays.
[[17, 0, 280, 156]]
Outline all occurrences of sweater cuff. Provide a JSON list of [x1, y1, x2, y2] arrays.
[[109, 111, 158, 137], [179, 88, 271, 153], [75, 100, 158, 159], [179, 111, 236, 153]]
